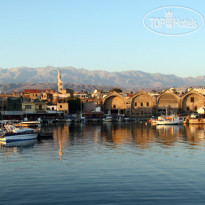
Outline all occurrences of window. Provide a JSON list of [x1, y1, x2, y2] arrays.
[[195, 106, 197, 111], [113, 105, 116, 109], [191, 97, 194, 102], [39, 105, 42, 110], [25, 105, 32, 109], [141, 102, 143, 107], [147, 102, 149, 106], [60, 105, 62, 108], [187, 107, 189, 111], [135, 102, 137, 106], [52, 107, 54, 110]]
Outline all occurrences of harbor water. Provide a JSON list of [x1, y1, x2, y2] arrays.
[[1, 122, 205, 204]]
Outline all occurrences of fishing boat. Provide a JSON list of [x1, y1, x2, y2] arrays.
[[156, 115, 183, 125], [148, 116, 158, 125], [185, 113, 205, 124], [0, 125, 38, 143]]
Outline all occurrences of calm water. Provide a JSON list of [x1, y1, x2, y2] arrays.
[[1, 122, 205, 205]]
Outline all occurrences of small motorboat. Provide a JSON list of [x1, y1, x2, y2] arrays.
[[0, 125, 38, 143]]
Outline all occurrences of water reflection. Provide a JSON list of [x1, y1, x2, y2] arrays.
[[0, 139, 37, 157], [1, 123, 205, 205], [49, 122, 205, 153], [184, 124, 205, 145], [1, 123, 205, 156], [156, 125, 184, 146]]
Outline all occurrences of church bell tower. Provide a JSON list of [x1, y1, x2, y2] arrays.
[[58, 69, 63, 93]]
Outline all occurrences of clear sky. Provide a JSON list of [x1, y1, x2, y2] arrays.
[[0, 0, 204, 77]]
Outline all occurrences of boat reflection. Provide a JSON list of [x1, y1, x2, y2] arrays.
[[1, 139, 37, 147], [156, 125, 184, 145]]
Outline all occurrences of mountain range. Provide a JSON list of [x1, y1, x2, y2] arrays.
[[0, 66, 204, 93]]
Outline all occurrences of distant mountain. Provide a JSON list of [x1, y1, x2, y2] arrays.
[[0, 66, 205, 92], [0, 82, 117, 94]]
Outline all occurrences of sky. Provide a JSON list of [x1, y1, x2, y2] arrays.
[[0, 0, 204, 77]]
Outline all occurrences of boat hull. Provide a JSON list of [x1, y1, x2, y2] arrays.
[[0, 133, 38, 142], [188, 118, 205, 124], [156, 120, 183, 125]]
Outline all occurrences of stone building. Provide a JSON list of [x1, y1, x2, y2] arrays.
[[157, 90, 181, 115], [130, 90, 156, 116], [181, 89, 205, 113], [102, 92, 127, 115]]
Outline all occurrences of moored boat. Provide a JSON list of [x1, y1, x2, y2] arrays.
[[18, 121, 41, 127], [103, 116, 113, 122], [156, 115, 183, 125], [148, 116, 158, 125], [0, 125, 38, 143]]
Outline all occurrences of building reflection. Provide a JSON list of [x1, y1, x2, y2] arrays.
[[156, 125, 184, 146], [45, 122, 205, 158], [1, 123, 205, 158], [184, 124, 205, 145], [53, 123, 70, 160], [131, 124, 156, 148]]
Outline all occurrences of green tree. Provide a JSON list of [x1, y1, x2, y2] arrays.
[[67, 97, 81, 114], [109, 88, 122, 93]]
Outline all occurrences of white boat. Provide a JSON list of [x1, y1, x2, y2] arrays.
[[0, 125, 38, 143], [156, 115, 183, 125], [18, 121, 41, 127], [103, 116, 113, 122]]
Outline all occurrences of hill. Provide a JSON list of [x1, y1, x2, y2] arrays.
[[0, 66, 204, 93]]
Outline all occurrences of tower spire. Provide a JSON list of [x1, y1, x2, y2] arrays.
[[58, 69, 63, 93]]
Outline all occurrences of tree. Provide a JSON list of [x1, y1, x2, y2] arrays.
[[67, 97, 81, 114], [109, 88, 122, 93]]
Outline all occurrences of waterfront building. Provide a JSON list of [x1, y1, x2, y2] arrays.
[[157, 90, 181, 115], [130, 90, 156, 116], [181, 89, 205, 113], [57, 102, 69, 115], [102, 91, 127, 115], [22, 102, 47, 113]]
